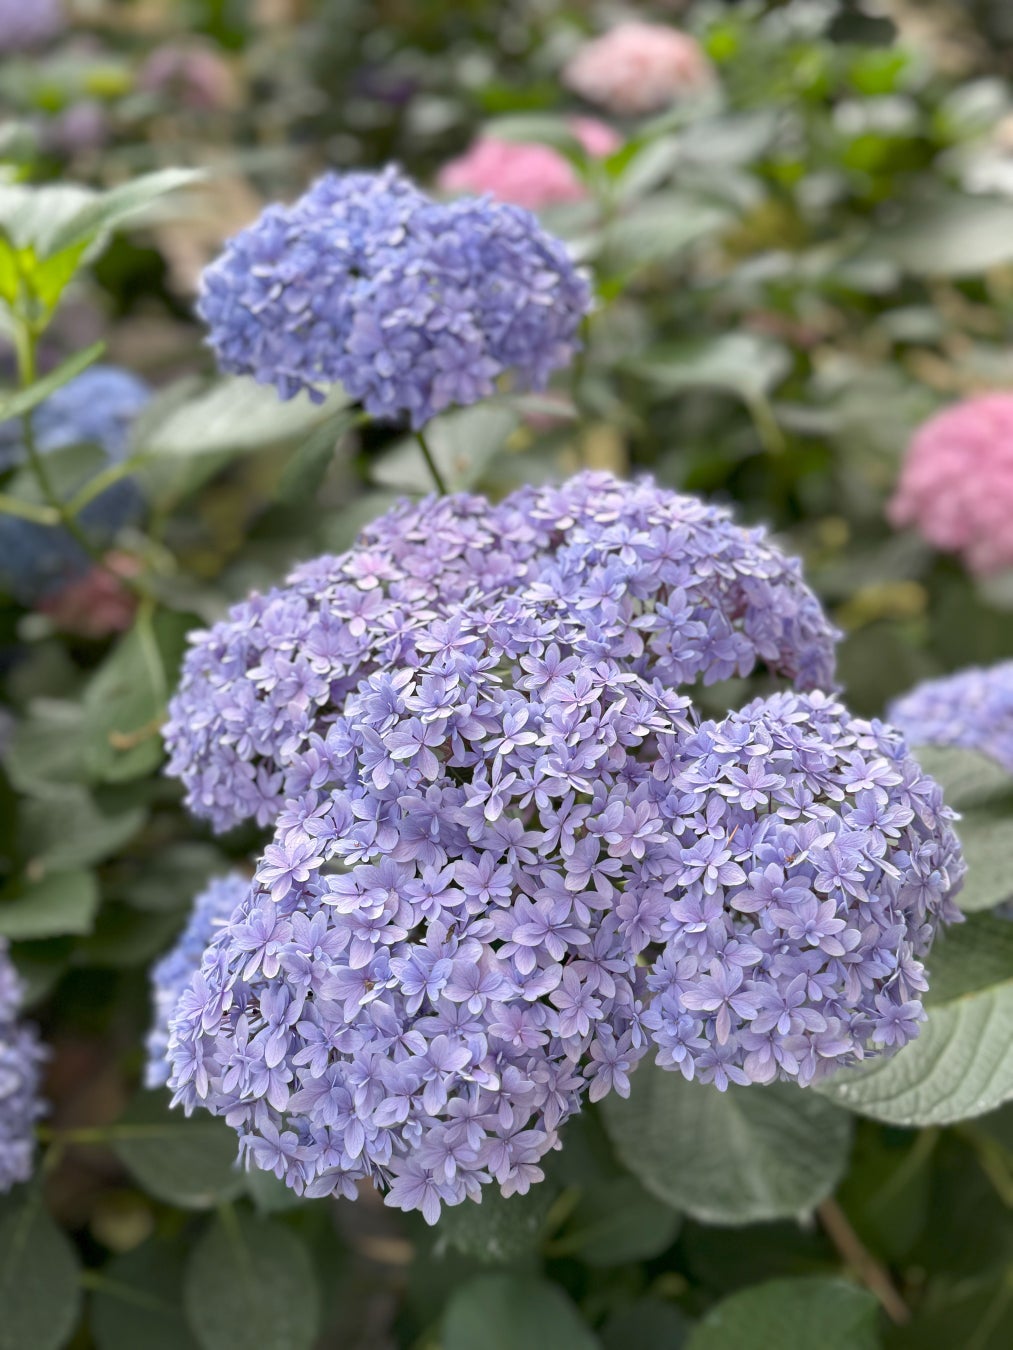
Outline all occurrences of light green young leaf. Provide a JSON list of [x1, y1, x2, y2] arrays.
[[183, 1210, 321, 1350], [0, 1188, 82, 1350], [42, 168, 204, 259], [0, 870, 98, 940], [857, 193, 1013, 277], [685, 1278, 879, 1350], [816, 913, 1013, 1125], [442, 1274, 597, 1350], [601, 1067, 852, 1225], [603, 192, 729, 270]]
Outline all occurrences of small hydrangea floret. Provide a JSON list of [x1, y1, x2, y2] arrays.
[[0, 940, 46, 1192]]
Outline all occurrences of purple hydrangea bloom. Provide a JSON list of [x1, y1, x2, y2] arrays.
[[0, 365, 149, 603], [166, 606, 694, 1220], [145, 873, 251, 1089], [0, 940, 46, 1191], [641, 691, 965, 1089], [888, 662, 1013, 774], [0, 0, 63, 53], [164, 471, 839, 833], [196, 167, 591, 426]]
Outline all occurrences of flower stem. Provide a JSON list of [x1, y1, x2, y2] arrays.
[[414, 428, 449, 495], [816, 1196, 910, 1325]]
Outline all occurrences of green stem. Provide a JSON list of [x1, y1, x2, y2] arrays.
[[0, 493, 60, 526], [414, 428, 449, 495]]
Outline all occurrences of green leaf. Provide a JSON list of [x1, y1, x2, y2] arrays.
[[481, 114, 584, 151], [276, 408, 360, 504], [371, 403, 519, 494], [112, 1091, 243, 1209], [4, 699, 91, 794], [858, 193, 1013, 277], [685, 1278, 879, 1350], [76, 904, 186, 969], [549, 1176, 681, 1266], [628, 334, 791, 403], [603, 192, 729, 270], [21, 786, 145, 871], [0, 342, 105, 424], [439, 1184, 557, 1264], [951, 798, 1013, 912], [442, 1274, 598, 1350], [0, 869, 98, 939], [601, 1068, 852, 1225], [816, 913, 1013, 1125], [183, 1210, 320, 1350], [601, 1299, 692, 1350], [92, 1237, 201, 1350], [0, 1188, 82, 1350], [117, 843, 232, 915], [43, 168, 203, 259], [909, 746, 1013, 811], [82, 610, 192, 783]]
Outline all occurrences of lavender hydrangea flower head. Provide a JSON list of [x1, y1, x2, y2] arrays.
[[0, 940, 47, 1192], [641, 691, 965, 1090], [146, 872, 251, 1088], [0, 364, 150, 603], [167, 607, 692, 1221], [0, 0, 63, 53], [888, 662, 1013, 775], [197, 167, 591, 426], [164, 472, 839, 833]]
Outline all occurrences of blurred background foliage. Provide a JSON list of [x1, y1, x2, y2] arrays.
[[1, 2, 1013, 1348]]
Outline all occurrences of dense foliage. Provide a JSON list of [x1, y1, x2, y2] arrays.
[[1, 3, 1013, 1349]]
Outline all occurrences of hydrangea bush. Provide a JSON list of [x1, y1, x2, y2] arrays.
[[0, 940, 46, 1192]]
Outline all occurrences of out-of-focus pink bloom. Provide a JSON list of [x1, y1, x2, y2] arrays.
[[40, 102, 108, 157], [888, 393, 1013, 575], [563, 21, 715, 117], [39, 552, 140, 638], [437, 118, 620, 210], [140, 42, 236, 112]]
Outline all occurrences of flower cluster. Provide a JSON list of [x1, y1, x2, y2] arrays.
[[37, 551, 140, 638], [198, 167, 591, 426], [437, 119, 620, 211], [146, 873, 251, 1089], [562, 22, 715, 117], [167, 609, 690, 1219], [140, 41, 236, 112], [0, 365, 149, 603], [889, 662, 1013, 774], [0, 940, 46, 1192], [888, 394, 1013, 575], [642, 692, 965, 1089], [164, 472, 839, 833], [0, 0, 63, 53]]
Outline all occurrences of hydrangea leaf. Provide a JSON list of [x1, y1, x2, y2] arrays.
[[20, 786, 145, 872], [600, 1068, 853, 1225], [949, 799, 1013, 911], [112, 1091, 243, 1209], [547, 1176, 681, 1266], [277, 408, 361, 504], [442, 1274, 597, 1350], [627, 333, 791, 403], [857, 192, 1013, 277], [816, 913, 1013, 1125], [183, 1209, 320, 1350], [0, 869, 98, 939], [438, 1184, 558, 1264], [0, 342, 105, 424], [370, 403, 519, 493], [685, 1278, 879, 1350], [92, 1237, 200, 1350], [603, 191, 730, 270], [4, 700, 92, 794], [0, 1187, 82, 1350], [601, 1298, 693, 1350], [908, 746, 1012, 811]]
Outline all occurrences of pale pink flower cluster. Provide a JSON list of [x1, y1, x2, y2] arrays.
[[437, 118, 620, 210], [562, 21, 715, 117], [888, 393, 1013, 575], [39, 553, 139, 638]]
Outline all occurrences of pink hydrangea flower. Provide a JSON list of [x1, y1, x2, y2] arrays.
[[140, 42, 236, 112], [39, 552, 139, 638], [888, 393, 1013, 575], [437, 118, 620, 210], [562, 21, 715, 117]]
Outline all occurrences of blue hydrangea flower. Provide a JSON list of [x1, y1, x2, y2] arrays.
[[166, 610, 692, 1221], [0, 940, 46, 1192], [164, 471, 839, 833], [145, 873, 251, 1089], [197, 167, 591, 427], [641, 691, 964, 1089], [0, 0, 63, 52], [888, 662, 1013, 774], [0, 365, 150, 603]]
